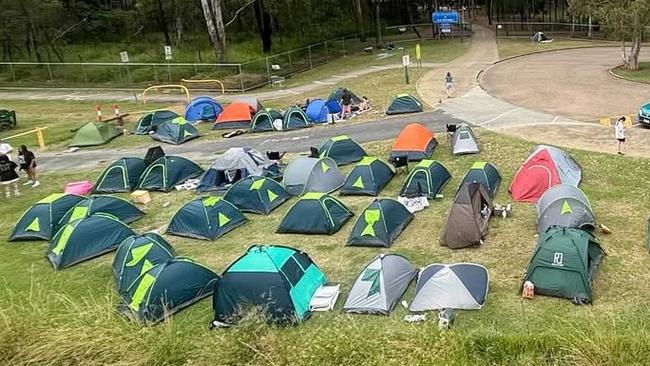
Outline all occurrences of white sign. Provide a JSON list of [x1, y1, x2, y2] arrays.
[[120, 51, 129, 63], [164, 45, 172, 61], [497, 24, 503, 29], [402, 54, 410, 67], [552, 252, 564, 266]]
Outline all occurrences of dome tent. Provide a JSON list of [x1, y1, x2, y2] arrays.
[[232, 96, 263, 112], [133, 110, 178, 134], [93, 157, 146, 193], [69, 121, 123, 147], [347, 198, 414, 247], [167, 197, 247, 241], [327, 87, 362, 105], [197, 148, 280, 192], [9, 193, 85, 241], [410, 263, 489, 311], [386, 94, 423, 115], [277, 192, 352, 235], [458, 162, 501, 199], [282, 106, 311, 130], [340, 157, 395, 196], [137, 156, 204, 192], [389, 123, 437, 161], [113, 233, 175, 295], [251, 108, 283, 132], [537, 184, 595, 234], [399, 160, 451, 198], [223, 176, 291, 214], [184, 96, 222, 122], [151, 117, 200, 145], [441, 182, 493, 249], [56, 195, 144, 230], [213, 102, 255, 129], [306, 99, 330, 123], [282, 157, 344, 196], [451, 125, 480, 155], [318, 135, 367, 166]]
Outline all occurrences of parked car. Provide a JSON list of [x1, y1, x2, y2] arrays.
[[639, 103, 650, 126]]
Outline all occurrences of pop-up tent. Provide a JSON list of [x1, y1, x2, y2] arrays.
[[138, 156, 204, 192], [523, 228, 605, 302], [306, 99, 330, 123], [343, 254, 417, 315], [197, 148, 280, 192], [282, 157, 344, 196], [532, 31, 553, 43], [9, 193, 85, 241], [386, 94, 423, 115], [399, 160, 451, 198], [458, 162, 501, 199], [167, 197, 247, 241], [113, 233, 176, 295], [277, 192, 352, 235], [327, 88, 362, 105], [251, 108, 283, 132], [47, 214, 135, 270], [212, 245, 326, 325], [213, 102, 255, 129], [282, 106, 311, 130], [134, 110, 178, 134], [119, 257, 219, 323], [389, 123, 437, 161], [510, 145, 582, 203], [151, 117, 200, 145], [57, 195, 144, 230], [451, 125, 480, 155], [184, 96, 222, 122], [318, 135, 367, 165], [70, 122, 123, 147], [340, 157, 395, 196], [441, 182, 493, 249], [223, 176, 291, 214], [537, 184, 595, 234], [410, 263, 489, 311], [347, 198, 414, 247], [93, 157, 146, 193]]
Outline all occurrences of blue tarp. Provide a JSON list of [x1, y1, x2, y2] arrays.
[[184, 97, 223, 122]]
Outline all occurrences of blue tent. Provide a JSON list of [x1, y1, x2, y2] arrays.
[[326, 100, 342, 114], [184, 97, 223, 122], [306, 99, 329, 123]]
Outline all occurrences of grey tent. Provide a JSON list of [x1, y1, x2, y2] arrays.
[[282, 157, 344, 196], [343, 254, 417, 315], [537, 184, 595, 234], [409, 263, 489, 311], [197, 148, 280, 192], [451, 125, 479, 155], [532, 31, 553, 43], [441, 182, 493, 249]]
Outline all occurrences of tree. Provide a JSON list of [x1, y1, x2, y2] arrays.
[[200, 0, 227, 61], [253, 0, 273, 53]]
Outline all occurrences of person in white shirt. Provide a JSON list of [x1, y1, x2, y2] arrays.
[[615, 117, 626, 155], [0, 140, 13, 161]]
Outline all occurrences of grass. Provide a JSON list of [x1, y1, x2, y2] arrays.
[[611, 62, 650, 83], [3, 129, 650, 364], [497, 38, 615, 59]]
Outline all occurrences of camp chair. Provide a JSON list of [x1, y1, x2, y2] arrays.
[[389, 154, 409, 174], [309, 147, 320, 158]]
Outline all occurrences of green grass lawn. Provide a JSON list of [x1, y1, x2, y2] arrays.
[[497, 38, 615, 59], [2, 129, 650, 365], [611, 62, 650, 83]]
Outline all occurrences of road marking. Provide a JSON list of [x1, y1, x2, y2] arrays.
[[260, 135, 310, 146], [551, 116, 559, 123], [370, 66, 385, 70], [285, 89, 301, 95], [477, 108, 522, 126], [313, 81, 335, 85]]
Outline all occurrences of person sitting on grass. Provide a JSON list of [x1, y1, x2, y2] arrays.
[[18, 145, 39, 187], [0, 153, 20, 198]]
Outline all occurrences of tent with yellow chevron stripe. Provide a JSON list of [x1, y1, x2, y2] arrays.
[[348, 198, 414, 247], [113, 233, 175, 295], [166, 196, 247, 240], [223, 176, 290, 215], [340, 157, 395, 196], [9, 193, 85, 241]]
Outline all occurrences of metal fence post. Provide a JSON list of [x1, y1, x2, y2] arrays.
[[239, 64, 245, 92], [288, 51, 293, 75], [166, 62, 172, 82], [265, 56, 271, 86], [308, 45, 313, 69], [9, 63, 16, 82], [325, 41, 329, 58], [341, 37, 346, 55], [81, 64, 88, 85], [46, 63, 53, 84], [153, 64, 158, 83]]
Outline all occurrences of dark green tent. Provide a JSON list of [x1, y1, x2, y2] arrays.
[[251, 108, 283, 132], [69, 122, 123, 147], [458, 162, 501, 199], [167, 197, 247, 240], [399, 160, 451, 198], [318, 135, 367, 166], [151, 117, 200, 145], [348, 198, 414, 247], [93, 157, 146, 193], [133, 110, 179, 134], [56, 195, 144, 230], [113, 233, 175, 295], [212, 245, 326, 326], [327, 87, 362, 105], [223, 176, 291, 214], [277, 192, 352, 235], [9, 193, 85, 241], [282, 106, 311, 130], [47, 214, 135, 270], [119, 257, 219, 323], [386, 94, 423, 115], [523, 228, 605, 303], [137, 156, 204, 192], [340, 157, 395, 196]]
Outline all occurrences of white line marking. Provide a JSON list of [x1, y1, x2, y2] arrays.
[[313, 81, 335, 85], [285, 89, 301, 95], [477, 108, 522, 126], [551, 116, 559, 123], [370, 66, 384, 70]]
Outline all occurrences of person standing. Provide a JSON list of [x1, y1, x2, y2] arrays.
[[18, 145, 39, 187], [444, 72, 454, 98], [615, 116, 626, 155], [341, 88, 352, 119], [0, 153, 20, 198], [0, 140, 13, 161]]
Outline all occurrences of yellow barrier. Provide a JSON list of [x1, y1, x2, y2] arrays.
[[599, 115, 633, 128], [180, 78, 225, 95], [3, 127, 49, 150], [142, 84, 190, 104]]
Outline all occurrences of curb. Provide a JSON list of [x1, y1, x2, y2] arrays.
[[608, 65, 650, 85]]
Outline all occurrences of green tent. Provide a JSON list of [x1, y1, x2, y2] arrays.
[[56, 195, 144, 231], [523, 228, 605, 303], [386, 94, 423, 115], [340, 157, 395, 196], [223, 176, 291, 214], [151, 117, 200, 145], [9, 193, 85, 241], [399, 160, 451, 198], [282, 106, 311, 130], [167, 196, 247, 240], [251, 108, 283, 132], [348, 198, 414, 247], [70, 122, 123, 147], [47, 214, 135, 270], [137, 156, 204, 192], [93, 157, 146, 193], [458, 161, 501, 199], [212, 245, 326, 325], [277, 192, 352, 235], [318, 135, 367, 166], [133, 110, 178, 134]]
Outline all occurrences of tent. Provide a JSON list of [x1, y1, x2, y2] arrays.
[[532, 31, 553, 43], [167, 196, 247, 241], [409, 263, 489, 311], [347, 198, 414, 247], [282, 106, 311, 130], [151, 117, 200, 145], [386, 94, 423, 115], [119, 257, 219, 323], [9, 193, 85, 241], [250, 108, 283, 132], [399, 160, 451, 198], [451, 125, 480, 155], [306, 99, 330, 123], [137, 156, 204, 192], [184, 96, 222, 122], [233, 96, 263, 112], [343, 254, 417, 315], [47, 214, 135, 270], [282, 157, 344, 196], [458, 162, 501, 199], [197, 148, 281, 192], [523, 228, 605, 302], [340, 157, 395, 196], [327, 87, 362, 105], [144, 146, 165, 167], [318, 135, 367, 165], [277, 192, 352, 234], [93, 157, 146, 193], [133, 110, 178, 134], [510, 145, 582, 203], [213, 102, 255, 130], [56, 195, 144, 230], [69, 122, 122, 147], [113, 233, 175, 295], [537, 184, 595, 234], [441, 182, 493, 249], [212, 245, 326, 325], [389, 123, 437, 161], [223, 176, 291, 214]]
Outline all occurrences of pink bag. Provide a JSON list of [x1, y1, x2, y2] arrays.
[[64, 181, 94, 195]]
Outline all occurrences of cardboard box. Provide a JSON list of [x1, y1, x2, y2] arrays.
[[130, 190, 151, 204]]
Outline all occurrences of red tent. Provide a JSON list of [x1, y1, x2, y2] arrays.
[[213, 102, 255, 130]]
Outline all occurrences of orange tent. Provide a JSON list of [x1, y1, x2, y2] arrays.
[[389, 123, 437, 161], [213, 102, 255, 130]]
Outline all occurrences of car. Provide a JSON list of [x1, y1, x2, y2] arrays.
[[639, 103, 650, 127]]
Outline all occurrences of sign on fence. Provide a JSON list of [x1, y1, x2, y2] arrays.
[[433, 11, 460, 24], [164, 46, 173, 61], [440, 24, 452, 33], [119, 51, 129, 63]]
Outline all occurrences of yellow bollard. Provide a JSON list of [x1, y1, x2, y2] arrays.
[[599, 117, 611, 126], [36, 128, 45, 150], [624, 115, 633, 128]]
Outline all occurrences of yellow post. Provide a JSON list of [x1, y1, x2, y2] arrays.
[[624, 115, 633, 128], [36, 128, 45, 150], [415, 44, 422, 67]]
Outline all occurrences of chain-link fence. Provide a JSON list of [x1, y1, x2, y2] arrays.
[[495, 22, 649, 42]]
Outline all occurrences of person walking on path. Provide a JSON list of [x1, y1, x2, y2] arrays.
[[18, 145, 39, 187], [615, 116, 626, 155], [444, 72, 454, 98], [0, 153, 20, 198], [341, 88, 352, 119]]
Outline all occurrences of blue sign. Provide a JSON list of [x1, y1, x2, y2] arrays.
[[432, 11, 460, 24]]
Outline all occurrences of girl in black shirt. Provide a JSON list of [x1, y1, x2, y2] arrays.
[[18, 145, 39, 187]]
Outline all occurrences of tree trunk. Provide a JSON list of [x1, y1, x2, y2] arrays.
[[200, 0, 226, 61], [375, 2, 382, 47], [355, 0, 365, 41], [626, 35, 642, 70], [156, 0, 172, 46], [254, 0, 273, 53]]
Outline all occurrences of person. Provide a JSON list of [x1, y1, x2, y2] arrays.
[[18, 145, 39, 187], [360, 96, 370, 111], [341, 88, 352, 119], [0, 153, 19, 198], [0, 140, 13, 161], [615, 116, 626, 155], [444, 72, 454, 98]]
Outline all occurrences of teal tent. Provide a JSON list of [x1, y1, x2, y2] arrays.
[[251, 108, 283, 132], [386, 94, 423, 115], [137, 156, 204, 192], [56, 195, 144, 230], [167, 197, 247, 240], [282, 106, 310, 130], [151, 117, 200, 145], [223, 176, 291, 214], [400, 160, 451, 198], [318, 135, 367, 166], [9, 193, 85, 241], [458, 161, 502, 199], [348, 198, 414, 247], [340, 157, 395, 196], [93, 157, 146, 193], [133, 110, 178, 134], [277, 192, 352, 235]]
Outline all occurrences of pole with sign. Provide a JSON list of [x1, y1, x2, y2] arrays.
[[164, 45, 172, 82], [402, 53, 410, 84], [415, 43, 421, 68], [119, 51, 131, 85]]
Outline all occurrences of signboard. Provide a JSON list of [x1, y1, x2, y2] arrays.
[[119, 51, 129, 63], [440, 24, 452, 33], [164, 45, 172, 61], [402, 54, 410, 67], [432, 11, 460, 24]]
